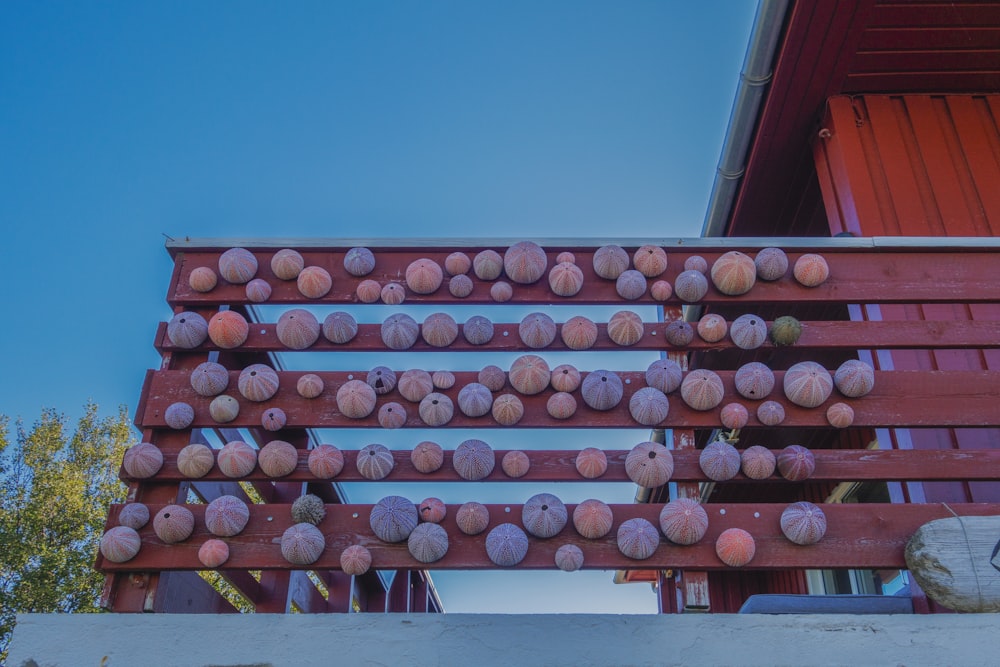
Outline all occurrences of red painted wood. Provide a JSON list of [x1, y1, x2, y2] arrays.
[[138, 369, 1000, 429], [154, 318, 1000, 353], [859, 26, 1000, 51], [97, 502, 1000, 572], [166, 248, 1000, 306], [122, 447, 1000, 484]]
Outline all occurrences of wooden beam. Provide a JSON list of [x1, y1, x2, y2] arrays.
[[98, 502, 1000, 572], [139, 370, 1000, 429]]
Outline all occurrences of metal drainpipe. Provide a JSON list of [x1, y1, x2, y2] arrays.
[[701, 0, 790, 239]]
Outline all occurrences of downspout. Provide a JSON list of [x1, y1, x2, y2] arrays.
[[701, 0, 790, 238]]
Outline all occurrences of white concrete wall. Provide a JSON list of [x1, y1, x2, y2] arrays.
[[8, 612, 998, 667]]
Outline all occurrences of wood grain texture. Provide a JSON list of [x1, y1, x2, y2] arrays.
[[97, 502, 1000, 572], [138, 369, 1000, 429], [905, 516, 1000, 612]]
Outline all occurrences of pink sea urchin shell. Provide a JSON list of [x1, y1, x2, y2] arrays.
[[398, 369, 434, 402], [343, 247, 376, 277], [322, 311, 358, 344], [205, 495, 250, 537], [680, 369, 725, 411], [734, 362, 775, 400], [271, 248, 304, 280], [550, 364, 581, 392], [556, 251, 576, 264], [153, 504, 194, 544], [297, 373, 324, 398], [720, 402, 749, 429], [432, 371, 456, 390], [218, 247, 258, 284], [546, 392, 577, 419], [418, 392, 454, 427], [491, 393, 524, 426], [486, 523, 529, 566], [780, 501, 827, 545], [367, 366, 397, 395], [357, 443, 395, 480], [189, 266, 218, 292], [625, 441, 674, 488], [356, 279, 381, 303], [699, 439, 741, 481], [519, 312, 557, 349], [777, 445, 816, 481], [217, 441, 257, 478], [575, 447, 608, 479], [408, 522, 449, 563], [245, 278, 272, 303], [504, 241, 548, 284], [238, 364, 279, 402], [561, 316, 598, 350], [276, 309, 320, 350], [793, 253, 830, 287], [710, 251, 756, 296], [834, 359, 875, 398], [421, 312, 459, 348], [716, 528, 755, 566], [522, 493, 567, 538], [581, 370, 624, 411], [411, 441, 444, 473], [454, 439, 495, 480], [617, 518, 659, 560], [826, 402, 855, 428], [555, 544, 584, 572], [456, 502, 491, 535], [509, 354, 551, 395], [741, 445, 776, 480], [191, 361, 228, 397], [593, 244, 630, 280], [633, 245, 668, 277], [370, 495, 418, 542], [607, 310, 644, 346], [674, 270, 709, 302], [445, 251, 471, 276], [177, 443, 214, 479], [573, 499, 614, 539], [100, 526, 141, 563], [685, 255, 709, 273], [659, 498, 709, 545], [405, 258, 443, 294], [629, 387, 670, 426], [418, 497, 447, 524], [336, 379, 378, 419], [473, 250, 504, 280], [755, 247, 788, 281], [308, 444, 344, 479], [198, 539, 230, 568], [664, 320, 694, 347], [123, 443, 163, 479], [208, 311, 249, 349], [697, 313, 728, 343], [783, 361, 833, 408], [281, 523, 325, 565], [341, 544, 372, 575], [756, 400, 785, 426], [296, 266, 332, 299], [645, 359, 683, 394], [457, 382, 494, 417], [258, 440, 298, 478], [548, 261, 584, 297], [650, 280, 673, 301], [168, 312, 209, 349], [502, 450, 530, 478]]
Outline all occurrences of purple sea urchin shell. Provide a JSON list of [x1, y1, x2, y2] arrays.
[[489, 279, 512, 302], [276, 309, 320, 350], [674, 270, 709, 302], [502, 450, 530, 478], [411, 441, 444, 473], [238, 364, 279, 402], [190, 361, 229, 396], [645, 359, 683, 394], [398, 369, 434, 402], [625, 441, 674, 488], [463, 315, 495, 345], [281, 523, 325, 565], [720, 402, 749, 430], [358, 443, 395, 479], [730, 313, 768, 350], [370, 495, 418, 543], [381, 313, 420, 350], [457, 383, 493, 417], [616, 269, 647, 300], [685, 255, 709, 273], [322, 311, 358, 344], [777, 445, 816, 481], [755, 247, 788, 281], [780, 501, 827, 545], [617, 518, 659, 560], [519, 312, 557, 349], [473, 249, 504, 280], [118, 503, 150, 530], [783, 361, 833, 408], [629, 387, 670, 426], [756, 400, 785, 426], [454, 439, 495, 480], [418, 392, 454, 427], [522, 493, 567, 538], [448, 273, 474, 298], [478, 365, 506, 391], [734, 362, 775, 400], [699, 440, 741, 481], [100, 526, 141, 563], [555, 544, 584, 572], [344, 247, 376, 277], [485, 523, 529, 567], [741, 445, 776, 480], [123, 443, 163, 479], [218, 247, 258, 284], [581, 370, 624, 411], [164, 402, 194, 430], [659, 498, 709, 545], [366, 366, 397, 395], [593, 244, 630, 280], [261, 407, 287, 431], [408, 522, 449, 563], [834, 359, 875, 398]]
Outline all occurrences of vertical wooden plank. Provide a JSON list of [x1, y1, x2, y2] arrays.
[[947, 96, 1000, 232], [822, 96, 888, 234]]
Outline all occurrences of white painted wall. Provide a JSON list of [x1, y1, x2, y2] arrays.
[[8, 612, 998, 667]]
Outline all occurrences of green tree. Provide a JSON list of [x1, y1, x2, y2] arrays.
[[0, 403, 134, 662]]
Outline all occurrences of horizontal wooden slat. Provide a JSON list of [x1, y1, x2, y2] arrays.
[[167, 249, 1000, 306], [852, 49, 1000, 74], [155, 319, 1000, 353], [859, 27, 1000, 51], [869, 3, 1000, 28], [125, 448, 1000, 484], [139, 370, 1000, 429], [844, 71, 1000, 94], [97, 502, 1000, 572]]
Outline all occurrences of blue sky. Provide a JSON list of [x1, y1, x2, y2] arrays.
[[1, 1, 757, 612]]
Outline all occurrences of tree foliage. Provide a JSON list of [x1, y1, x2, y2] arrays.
[[0, 403, 134, 661]]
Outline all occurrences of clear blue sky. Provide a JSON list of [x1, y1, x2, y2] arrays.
[[1, 1, 757, 612]]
